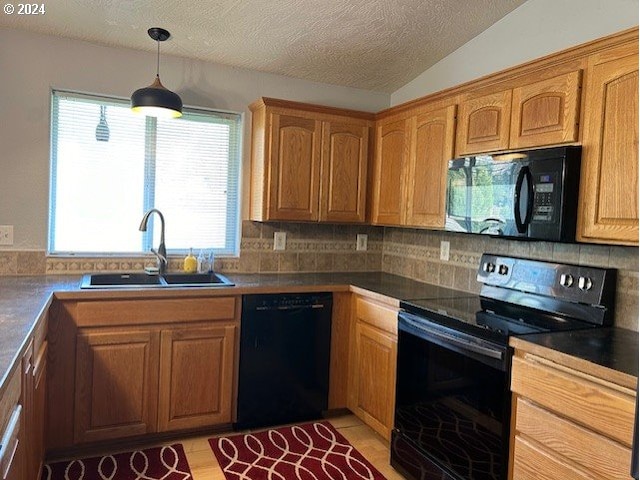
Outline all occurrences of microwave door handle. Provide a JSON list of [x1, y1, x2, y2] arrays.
[[514, 166, 533, 233]]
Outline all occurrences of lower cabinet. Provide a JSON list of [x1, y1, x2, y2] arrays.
[[158, 325, 236, 431], [0, 365, 23, 480], [348, 296, 398, 441], [58, 296, 240, 446], [74, 329, 160, 443], [509, 342, 637, 480]]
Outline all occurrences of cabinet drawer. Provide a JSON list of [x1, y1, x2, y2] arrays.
[[76, 297, 237, 326], [515, 397, 631, 479], [355, 297, 398, 335], [0, 405, 21, 480], [512, 434, 594, 480], [511, 355, 635, 446]]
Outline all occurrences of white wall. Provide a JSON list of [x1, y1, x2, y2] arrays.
[[0, 27, 390, 250], [391, 0, 639, 106]]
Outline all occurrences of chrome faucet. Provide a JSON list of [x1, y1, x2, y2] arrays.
[[139, 208, 167, 274]]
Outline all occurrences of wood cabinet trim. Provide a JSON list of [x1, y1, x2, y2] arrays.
[[250, 97, 375, 122], [377, 27, 638, 120]]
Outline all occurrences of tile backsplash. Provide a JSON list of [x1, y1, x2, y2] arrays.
[[0, 222, 637, 330]]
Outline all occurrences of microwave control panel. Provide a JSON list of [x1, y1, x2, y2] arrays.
[[532, 172, 557, 222]]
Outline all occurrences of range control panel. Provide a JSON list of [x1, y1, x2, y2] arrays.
[[477, 253, 616, 306]]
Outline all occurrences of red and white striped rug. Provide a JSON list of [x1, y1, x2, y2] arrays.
[[209, 421, 387, 480], [41, 443, 192, 480]]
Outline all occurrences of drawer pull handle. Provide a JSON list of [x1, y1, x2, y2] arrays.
[[0, 405, 22, 480]]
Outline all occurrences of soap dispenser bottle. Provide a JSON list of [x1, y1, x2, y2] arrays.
[[183, 248, 197, 273]]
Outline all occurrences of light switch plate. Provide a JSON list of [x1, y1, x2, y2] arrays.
[[0, 225, 14, 246], [440, 240, 450, 261], [274, 232, 286, 251], [356, 234, 368, 251]]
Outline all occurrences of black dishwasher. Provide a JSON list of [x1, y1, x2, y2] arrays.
[[236, 293, 332, 429]]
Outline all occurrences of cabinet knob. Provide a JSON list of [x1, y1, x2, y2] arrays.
[[559, 273, 574, 287]]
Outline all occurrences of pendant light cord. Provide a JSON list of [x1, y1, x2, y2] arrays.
[[156, 39, 160, 78]]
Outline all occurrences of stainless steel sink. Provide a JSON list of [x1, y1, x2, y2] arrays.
[[80, 272, 234, 289]]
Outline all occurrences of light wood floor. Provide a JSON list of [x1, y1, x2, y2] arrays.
[[178, 414, 405, 479]]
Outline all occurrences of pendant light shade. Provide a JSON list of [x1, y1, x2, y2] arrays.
[[131, 27, 182, 118]]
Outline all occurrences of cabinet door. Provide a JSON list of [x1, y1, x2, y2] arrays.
[[351, 321, 397, 440], [30, 343, 47, 480], [406, 105, 456, 227], [578, 45, 639, 245], [158, 325, 236, 432], [371, 119, 411, 225], [268, 113, 322, 221], [510, 71, 581, 149], [74, 330, 159, 443], [319, 121, 368, 223], [456, 90, 512, 156]]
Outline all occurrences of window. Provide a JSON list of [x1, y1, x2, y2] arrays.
[[49, 90, 242, 256]]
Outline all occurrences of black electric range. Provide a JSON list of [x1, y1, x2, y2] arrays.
[[391, 253, 617, 480]]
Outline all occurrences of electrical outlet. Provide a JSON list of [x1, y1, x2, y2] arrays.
[[273, 232, 286, 251], [0, 225, 13, 246], [440, 240, 450, 261], [356, 234, 368, 251]]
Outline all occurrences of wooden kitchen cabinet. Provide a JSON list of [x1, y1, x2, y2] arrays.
[[74, 329, 160, 444], [320, 121, 369, 222], [30, 342, 47, 480], [456, 89, 512, 156], [509, 341, 637, 480], [250, 97, 372, 223], [577, 42, 639, 245], [158, 324, 237, 431], [348, 296, 398, 441], [510, 70, 581, 149], [406, 105, 456, 227], [49, 296, 240, 449], [371, 118, 411, 225], [0, 366, 23, 480], [371, 104, 456, 228], [456, 71, 581, 156]]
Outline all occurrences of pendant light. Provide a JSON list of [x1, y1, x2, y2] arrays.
[[131, 27, 182, 118], [95, 105, 110, 142]]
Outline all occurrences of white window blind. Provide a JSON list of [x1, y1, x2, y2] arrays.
[[49, 90, 241, 255]]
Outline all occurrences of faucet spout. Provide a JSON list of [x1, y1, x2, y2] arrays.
[[139, 208, 167, 274]]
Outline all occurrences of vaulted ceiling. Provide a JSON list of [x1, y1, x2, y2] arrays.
[[0, 0, 527, 92]]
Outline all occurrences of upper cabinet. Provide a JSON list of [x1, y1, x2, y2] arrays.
[[510, 71, 581, 149], [371, 105, 456, 228], [456, 71, 582, 156], [456, 90, 512, 155], [371, 118, 411, 225], [406, 106, 457, 227], [250, 98, 372, 223], [577, 42, 639, 245]]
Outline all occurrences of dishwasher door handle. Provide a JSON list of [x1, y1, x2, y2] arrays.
[[254, 304, 325, 311]]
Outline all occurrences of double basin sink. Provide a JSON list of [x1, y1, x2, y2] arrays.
[[80, 272, 234, 289]]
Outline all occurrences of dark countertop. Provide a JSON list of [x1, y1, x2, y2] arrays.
[[512, 328, 639, 379], [0, 271, 638, 394]]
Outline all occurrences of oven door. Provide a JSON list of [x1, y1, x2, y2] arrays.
[[392, 311, 511, 480]]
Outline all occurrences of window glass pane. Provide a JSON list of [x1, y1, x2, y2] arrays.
[[49, 91, 241, 256], [51, 96, 146, 252]]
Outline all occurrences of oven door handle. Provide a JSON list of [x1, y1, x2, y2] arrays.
[[400, 314, 504, 361]]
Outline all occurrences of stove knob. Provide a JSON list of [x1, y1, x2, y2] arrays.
[[559, 273, 574, 287], [498, 264, 509, 275], [483, 262, 496, 273], [578, 276, 593, 291]]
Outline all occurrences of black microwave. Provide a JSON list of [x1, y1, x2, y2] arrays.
[[445, 146, 581, 242]]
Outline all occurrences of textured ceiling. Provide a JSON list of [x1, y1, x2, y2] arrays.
[[0, 0, 527, 92]]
